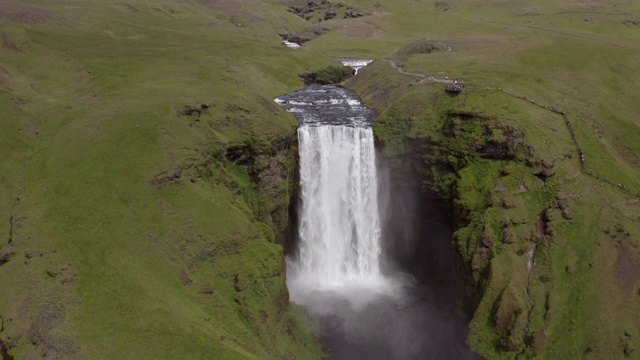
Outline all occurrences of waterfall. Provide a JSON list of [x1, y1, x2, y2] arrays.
[[275, 79, 397, 309], [275, 63, 480, 360], [296, 125, 382, 285], [287, 124, 396, 309]]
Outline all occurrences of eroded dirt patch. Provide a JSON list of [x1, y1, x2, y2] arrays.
[[0, 66, 10, 83], [149, 167, 183, 188], [28, 304, 80, 359], [0, 3, 60, 24], [287, 0, 369, 23], [281, 24, 330, 45], [617, 245, 640, 296]]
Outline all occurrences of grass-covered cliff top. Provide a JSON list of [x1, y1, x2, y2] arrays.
[[345, 1, 640, 358], [0, 0, 332, 358], [0, 0, 639, 358]]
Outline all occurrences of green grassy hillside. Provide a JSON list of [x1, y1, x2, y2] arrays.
[[345, 1, 640, 358], [1, 0, 639, 359], [0, 0, 332, 358]]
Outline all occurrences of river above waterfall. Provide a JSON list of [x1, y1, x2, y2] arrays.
[[276, 81, 481, 359], [275, 84, 376, 127]]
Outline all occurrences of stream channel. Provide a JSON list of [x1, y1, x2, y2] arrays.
[[275, 60, 481, 360]]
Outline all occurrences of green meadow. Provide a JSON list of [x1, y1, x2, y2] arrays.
[[0, 0, 639, 359]]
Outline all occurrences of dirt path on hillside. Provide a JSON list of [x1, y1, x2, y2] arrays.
[[379, 58, 455, 84]]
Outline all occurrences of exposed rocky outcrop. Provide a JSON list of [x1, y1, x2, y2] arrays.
[[280, 24, 330, 45], [179, 103, 211, 118], [434, 2, 450, 11], [224, 135, 298, 245], [299, 65, 354, 85], [252, 137, 298, 245], [287, 0, 368, 23], [622, 19, 640, 27], [28, 305, 80, 359], [0, 246, 16, 266], [0, 336, 13, 360], [148, 167, 183, 188]]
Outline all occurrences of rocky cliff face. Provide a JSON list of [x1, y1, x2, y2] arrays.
[[345, 62, 622, 359], [374, 108, 550, 356], [224, 135, 298, 246]]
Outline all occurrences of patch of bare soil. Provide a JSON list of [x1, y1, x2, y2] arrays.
[[617, 245, 640, 296], [622, 19, 640, 27], [434, 2, 450, 11], [1, 33, 22, 53], [0, 66, 10, 83], [282, 24, 330, 44], [28, 304, 80, 359], [0, 3, 60, 24], [149, 167, 183, 188]]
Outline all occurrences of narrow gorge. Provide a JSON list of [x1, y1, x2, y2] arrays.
[[276, 67, 480, 359]]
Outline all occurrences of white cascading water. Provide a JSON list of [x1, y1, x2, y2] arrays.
[[276, 60, 479, 359], [287, 124, 395, 308], [277, 59, 399, 310], [299, 125, 380, 280]]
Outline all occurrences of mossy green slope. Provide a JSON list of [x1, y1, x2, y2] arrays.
[[346, 1, 640, 358], [0, 0, 333, 358], [1, 0, 639, 358]]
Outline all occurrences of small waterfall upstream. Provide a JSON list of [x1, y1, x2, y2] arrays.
[[275, 61, 481, 359]]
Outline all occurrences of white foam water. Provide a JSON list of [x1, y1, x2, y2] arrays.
[[283, 40, 301, 49], [337, 58, 373, 75], [287, 125, 398, 310]]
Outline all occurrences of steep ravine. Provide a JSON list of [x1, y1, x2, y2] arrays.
[[343, 61, 584, 359], [372, 110, 538, 358], [271, 81, 483, 358], [242, 81, 563, 358], [254, 66, 573, 359]]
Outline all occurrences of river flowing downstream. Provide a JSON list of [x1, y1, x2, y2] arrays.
[[276, 68, 480, 359]]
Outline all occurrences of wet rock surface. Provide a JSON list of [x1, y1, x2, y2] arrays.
[[275, 84, 377, 126]]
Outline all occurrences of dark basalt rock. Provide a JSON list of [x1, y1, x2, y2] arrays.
[[624, 345, 635, 357], [149, 167, 183, 188], [288, 0, 367, 23], [324, 10, 336, 20], [344, 9, 364, 18], [0, 245, 16, 266], [179, 103, 210, 117], [275, 84, 376, 127]]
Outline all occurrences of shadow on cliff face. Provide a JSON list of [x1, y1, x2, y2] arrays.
[[314, 282, 481, 360], [311, 214, 482, 360], [287, 155, 482, 360]]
